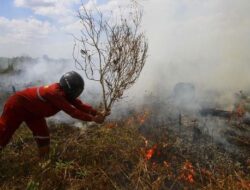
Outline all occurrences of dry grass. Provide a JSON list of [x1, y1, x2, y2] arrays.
[[0, 116, 249, 190]]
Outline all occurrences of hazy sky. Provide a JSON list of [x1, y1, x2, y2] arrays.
[[0, 0, 250, 93]]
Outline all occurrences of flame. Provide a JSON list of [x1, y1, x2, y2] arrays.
[[178, 160, 195, 184], [137, 109, 150, 125], [105, 122, 118, 129], [145, 144, 157, 160], [125, 109, 151, 126]]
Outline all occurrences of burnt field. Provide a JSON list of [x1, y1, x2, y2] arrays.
[[0, 99, 249, 190]]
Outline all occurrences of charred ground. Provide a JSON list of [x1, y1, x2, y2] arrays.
[[0, 103, 249, 190]]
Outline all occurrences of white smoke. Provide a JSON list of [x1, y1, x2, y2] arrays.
[[129, 0, 250, 109]]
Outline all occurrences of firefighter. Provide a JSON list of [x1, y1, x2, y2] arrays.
[[0, 71, 109, 158]]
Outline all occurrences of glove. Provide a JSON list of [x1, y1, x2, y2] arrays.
[[93, 114, 105, 124], [93, 108, 111, 124]]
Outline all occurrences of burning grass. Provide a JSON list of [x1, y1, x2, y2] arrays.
[[0, 111, 249, 189]]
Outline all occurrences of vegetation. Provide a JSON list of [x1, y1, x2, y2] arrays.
[[0, 110, 249, 190]]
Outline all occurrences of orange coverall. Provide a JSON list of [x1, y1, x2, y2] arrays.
[[0, 83, 97, 148]]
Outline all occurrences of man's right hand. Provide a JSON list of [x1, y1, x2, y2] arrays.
[[93, 114, 105, 124], [93, 108, 111, 124], [97, 108, 111, 117]]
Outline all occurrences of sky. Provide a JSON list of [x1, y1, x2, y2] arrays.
[[0, 0, 109, 58], [0, 0, 250, 98]]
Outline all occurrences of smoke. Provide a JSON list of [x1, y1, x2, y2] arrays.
[[130, 0, 250, 109], [0, 57, 70, 90]]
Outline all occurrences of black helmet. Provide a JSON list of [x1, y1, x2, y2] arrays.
[[59, 71, 84, 100]]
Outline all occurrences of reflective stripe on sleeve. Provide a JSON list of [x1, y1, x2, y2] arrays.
[[37, 87, 46, 102]]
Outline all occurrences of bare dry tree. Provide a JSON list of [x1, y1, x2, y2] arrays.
[[73, 2, 148, 111]]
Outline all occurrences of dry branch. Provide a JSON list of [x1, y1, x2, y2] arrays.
[[73, 2, 148, 111]]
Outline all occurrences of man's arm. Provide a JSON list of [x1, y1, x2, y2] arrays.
[[71, 98, 98, 116], [45, 92, 95, 121]]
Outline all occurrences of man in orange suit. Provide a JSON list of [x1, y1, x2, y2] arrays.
[[0, 71, 108, 158]]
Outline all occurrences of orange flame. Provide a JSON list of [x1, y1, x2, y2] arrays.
[[125, 109, 150, 126], [179, 160, 195, 184], [146, 144, 157, 160], [105, 122, 118, 129], [137, 109, 150, 125]]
